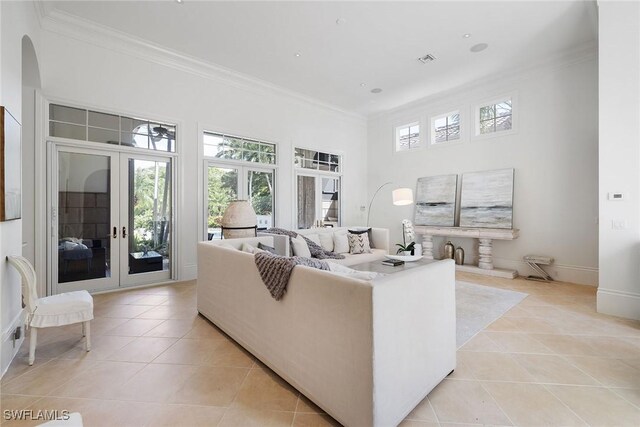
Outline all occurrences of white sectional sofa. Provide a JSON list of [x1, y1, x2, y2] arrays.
[[197, 235, 456, 427], [265, 226, 390, 266]]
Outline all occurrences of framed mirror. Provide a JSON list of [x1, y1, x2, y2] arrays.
[[1, 106, 22, 221]]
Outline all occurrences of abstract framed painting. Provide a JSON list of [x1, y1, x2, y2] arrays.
[[414, 174, 458, 226], [459, 168, 514, 229], [0, 106, 22, 221]]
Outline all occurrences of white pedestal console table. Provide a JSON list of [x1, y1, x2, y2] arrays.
[[415, 226, 520, 279]]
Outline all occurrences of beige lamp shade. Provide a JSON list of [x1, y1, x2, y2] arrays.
[[392, 188, 414, 206], [221, 200, 257, 239]]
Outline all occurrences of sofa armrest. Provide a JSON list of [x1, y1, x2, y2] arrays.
[[370, 228, 389, 253], [257, 233, 290, 256]]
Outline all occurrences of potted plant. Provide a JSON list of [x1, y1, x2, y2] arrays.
[[396, 241, 415, 256], [396, 219, 416, 255]]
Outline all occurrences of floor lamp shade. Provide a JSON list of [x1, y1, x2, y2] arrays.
[[221, 200, 257, 239], [392, 188, 414, 206]]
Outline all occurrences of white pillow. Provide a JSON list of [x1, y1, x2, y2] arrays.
[[241, 243, 263, 254], [218, 241, 237, 250], [318, 233, 334, 252], [327, 262, 380, 280], [333, 233, 350, 254], [305, 233, 321, 246], [347, 232, 372, 254], [291, 235, 312, 257]]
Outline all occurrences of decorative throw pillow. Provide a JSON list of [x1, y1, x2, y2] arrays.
[[291, 235, 312, 257], [318, 233, 334, 252], [333, 233, 350, 254], [305, 233, 321, 246], [347, 232, 372, 254], [257, 242, 277, 254], [326, 262, 379, 280], [241, 243, 263, 254]]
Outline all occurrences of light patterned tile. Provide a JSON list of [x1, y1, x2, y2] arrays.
[[512, 354, 600, 385], [565, 355, 640, 388], [218, 407, 294, 427], [482, 381, 586, 426], [233, 366, 299, 411], [427, 379, 512, 425], [546, 385, 640, 426], [458, 351, 534, 382]]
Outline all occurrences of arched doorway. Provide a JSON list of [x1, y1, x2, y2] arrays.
[[21, 35, 42, 294]]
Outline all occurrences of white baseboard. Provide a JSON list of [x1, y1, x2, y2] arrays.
[[492, 257, 598, 286], [1, 309, 27, 379], [182, 263, 197, 281], [597, 288, 640, 321]]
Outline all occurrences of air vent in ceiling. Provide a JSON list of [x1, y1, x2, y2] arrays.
[[417, 54, 436, 64]]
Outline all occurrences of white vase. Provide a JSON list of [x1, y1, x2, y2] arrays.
[[414, 244, 422, 257], [221, 200, 257, 239]]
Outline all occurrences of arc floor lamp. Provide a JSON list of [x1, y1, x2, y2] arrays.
[[366, 182, 414, 226]]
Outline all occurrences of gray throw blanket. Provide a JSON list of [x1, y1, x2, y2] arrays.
[[265, 227, 345, 260], [254, 252, 329, 300]]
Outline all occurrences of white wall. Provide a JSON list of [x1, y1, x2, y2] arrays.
[[37, 19, 368, 281], [0, 0, 41, 377], [367, 53, 599, 285], [597, 1, 640, 320]]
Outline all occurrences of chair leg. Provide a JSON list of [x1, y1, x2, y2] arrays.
[[82, 321, 86, 337], [29, 327, 37, 366], [84, 321, 91, 352]]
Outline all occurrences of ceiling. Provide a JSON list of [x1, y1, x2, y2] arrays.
[[43, 1, 597, 116]]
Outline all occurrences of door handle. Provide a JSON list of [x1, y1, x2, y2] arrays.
[[112, 227, 117, 239], [122, 226, 127, 238]]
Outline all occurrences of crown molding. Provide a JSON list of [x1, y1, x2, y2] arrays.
[[36, 6, 366, 122], [370, 40, 598, 120]]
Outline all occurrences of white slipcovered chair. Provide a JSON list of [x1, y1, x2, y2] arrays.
[[7, 256, 93, 365]]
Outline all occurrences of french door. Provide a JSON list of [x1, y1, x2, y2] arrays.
[[205, 162, 275, 240], [51, 145, 173, 294], [296, 172, 341, 229]]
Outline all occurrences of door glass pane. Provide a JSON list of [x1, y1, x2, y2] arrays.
[[248, 170, 274, 230], [207, 166, 238, 240], [128, 159, 171, 275], [58, 152, 111, 283], [297, 175, 316, 229], [321, 177, 340, 227]]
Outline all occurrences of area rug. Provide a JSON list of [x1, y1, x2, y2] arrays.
[[456, 281, 528, 348]]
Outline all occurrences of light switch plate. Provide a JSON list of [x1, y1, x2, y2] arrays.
[[608, 192, 624, 201]]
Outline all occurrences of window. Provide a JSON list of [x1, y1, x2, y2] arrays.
[[49, 104, 176, 152], [203, 131, 277, 240], [477, 98, 513, 135], [294, 147, 342, 229], [294, 148, 340, 172], [431, 111, 460, 145], [203, 132, 276, 165], [395, 122, 420, 151]]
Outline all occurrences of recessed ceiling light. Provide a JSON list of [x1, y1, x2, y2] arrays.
[[175, 0, 183, 3], [463, 33, 471, 38], [371, 88, 383, 94], [360, 83, 366, 87], [470, 43, 488, 53], [336, 18, 347, 25], [294, 52, 301, 58]]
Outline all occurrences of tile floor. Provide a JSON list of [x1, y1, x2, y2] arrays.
[[1, 273, 639, 426]]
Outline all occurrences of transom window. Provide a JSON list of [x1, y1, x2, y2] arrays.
[[294, 148, 340, 173], [203, 132, 276, 165], [395, 122, 420, 151], [477, 98, 512, 135], [49, 104, 176, 152], [431, 111, 460, 144]]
